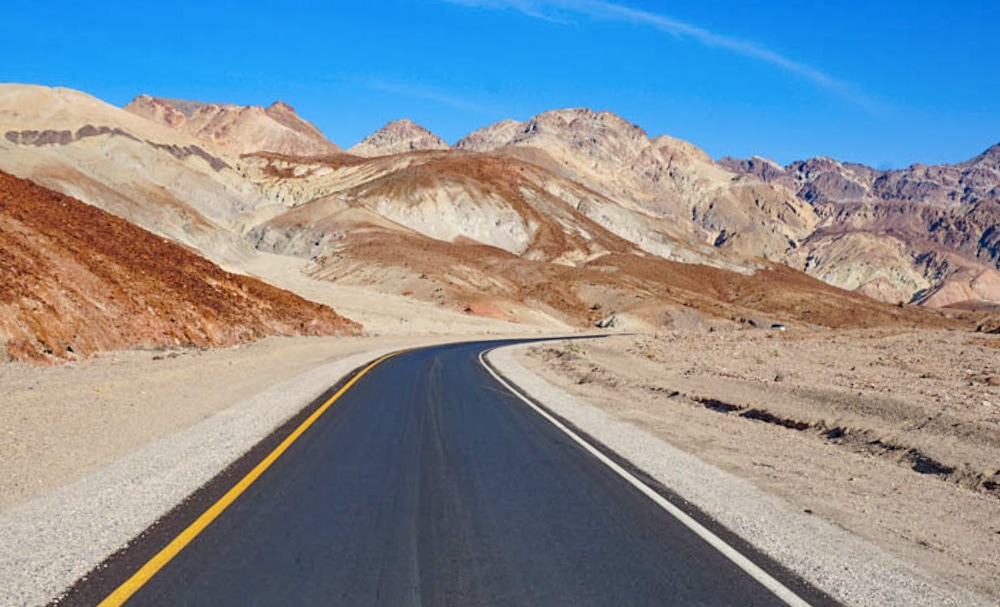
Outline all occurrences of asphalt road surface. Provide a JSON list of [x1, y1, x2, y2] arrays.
[[92, 340, 831, 606]]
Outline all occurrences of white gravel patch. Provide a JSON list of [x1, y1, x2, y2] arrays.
[[488, 344, 993, 607], [0, 346, 398, 607]]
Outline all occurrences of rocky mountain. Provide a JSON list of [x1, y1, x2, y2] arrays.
[[125, 95, 340, 157], [457, 108, 819, 263], [348, 119, 450, 157], [0, 84, 981, 342], [720, 148, 1000, 306], [238, 144, 939, 332], [0, 170, 359, 363], [720, 146, 1000, 207]]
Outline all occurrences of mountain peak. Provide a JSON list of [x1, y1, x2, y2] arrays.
[[348, 119, 450, 157], [267, 100, 296, 113], [125, 95, 339, 156], [973, 142, 1000, 165], [456, 108, 649, 155], [534, 107, 649, 137]]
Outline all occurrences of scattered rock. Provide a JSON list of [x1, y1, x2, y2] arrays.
[[596, 315, 619, 329]]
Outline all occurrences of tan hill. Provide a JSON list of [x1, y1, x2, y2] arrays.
[[240, 147, 744, 274], [348, 119, 450, 157], [456, 108, 819, 262], [0, 170, 359, 363], [720, 147, 1000, 306], [0, 84, 281, 264], [125, 95, 340, 157]]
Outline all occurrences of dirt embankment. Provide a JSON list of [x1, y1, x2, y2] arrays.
[[520, 330, 1000, 600], [0, 171, 360, 363]]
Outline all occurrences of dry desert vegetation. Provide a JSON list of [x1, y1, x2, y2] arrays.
[[519, 328, 1000, 599]]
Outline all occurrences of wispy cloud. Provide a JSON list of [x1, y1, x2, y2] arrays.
[[443, 0, 570, 23], [440, 0, 877, 110], [366, 79, 496, 114]]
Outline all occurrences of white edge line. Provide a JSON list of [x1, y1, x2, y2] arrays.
[[479, 347, 813, 607]]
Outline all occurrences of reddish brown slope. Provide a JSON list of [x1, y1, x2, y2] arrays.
[[0, 171, 360, 363]]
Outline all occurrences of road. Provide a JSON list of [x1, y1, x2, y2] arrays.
[[84, 340, 832, 606]]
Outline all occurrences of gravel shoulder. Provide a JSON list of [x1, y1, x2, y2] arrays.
[[500, 330, 1000, 606]]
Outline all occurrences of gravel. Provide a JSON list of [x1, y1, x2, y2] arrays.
[[488, 343, 993, 607], [0, 346, 398, 607]]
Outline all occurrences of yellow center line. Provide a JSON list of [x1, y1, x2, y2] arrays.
[[97, 351, 401, 607]]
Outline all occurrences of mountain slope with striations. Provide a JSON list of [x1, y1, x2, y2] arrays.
[[456, 108, 820, 262], [720, 148, 1000, 307], [0, 170, 359, 363], [0, 84, 279, 264]]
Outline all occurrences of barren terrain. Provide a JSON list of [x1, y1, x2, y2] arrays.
[[519, 330, 1000, 600]]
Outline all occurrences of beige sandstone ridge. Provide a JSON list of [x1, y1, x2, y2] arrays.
[[348, 118, 450, 157], [456, 108, 820, 261], [124, 94, 340, 157]]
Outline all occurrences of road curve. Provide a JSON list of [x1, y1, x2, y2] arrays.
[[76, 340, 834, 606]]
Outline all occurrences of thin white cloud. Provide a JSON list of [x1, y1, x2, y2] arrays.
[[443, 0, 570, 22], [440, 0, 877, 110], [367, 79, 497, 114]]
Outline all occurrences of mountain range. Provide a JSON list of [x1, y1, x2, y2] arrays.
[[2, 84, 996, 360]]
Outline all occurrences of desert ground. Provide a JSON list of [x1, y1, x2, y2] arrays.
[[516, 328, 1000, 600]]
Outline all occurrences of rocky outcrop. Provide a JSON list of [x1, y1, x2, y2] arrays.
[[916, 268, 1000, 308], [348, 119, 450, 157], [125, 95, 340, 157], [0, 171, 359, 363]]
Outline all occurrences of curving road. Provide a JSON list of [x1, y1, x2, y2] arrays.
[[78, 340, 834, 606]]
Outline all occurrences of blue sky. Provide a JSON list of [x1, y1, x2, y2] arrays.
[[3, 0, 997, 167]]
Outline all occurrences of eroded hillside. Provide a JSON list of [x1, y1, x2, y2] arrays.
[[0, 171, 360, 362]]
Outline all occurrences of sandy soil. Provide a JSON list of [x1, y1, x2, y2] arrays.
[[232, 251, 565, 335], [518, 329, 1000, 601]]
